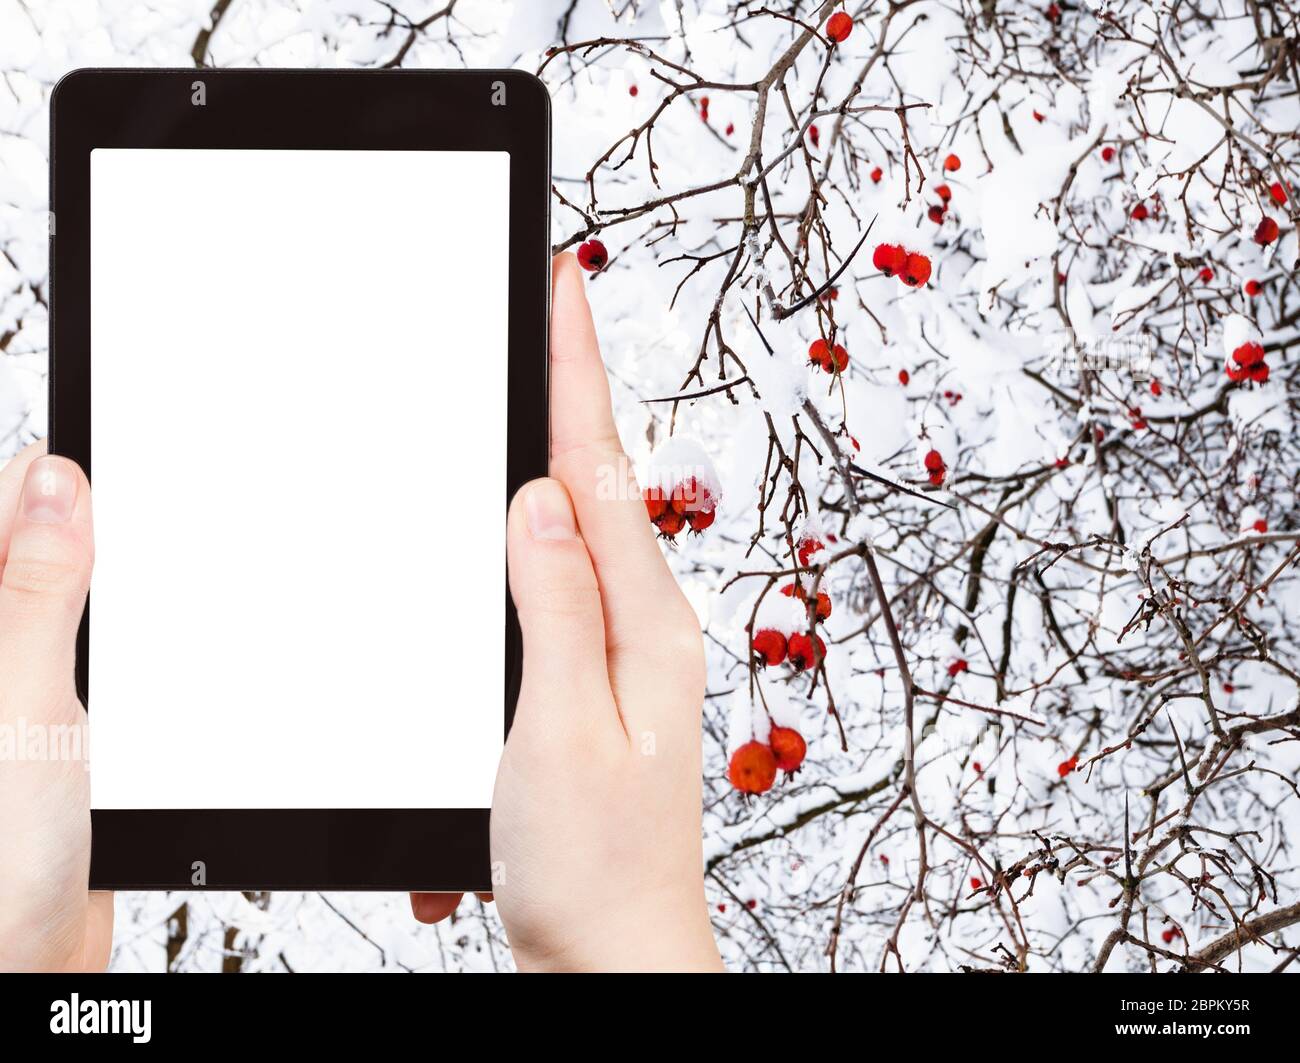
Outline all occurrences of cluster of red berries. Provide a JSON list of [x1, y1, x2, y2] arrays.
[[928, 182, 953, 225], [577, 239, 608, 272], [1160, 926, 1182, 945], [728, 725, 808, 794], [807, 337, 849, 373], [698, 95, 710, 123], [752, 584, 831, 672], [923, 448, 948, 487], [825, 10, 853, 43], [1225, 340, 1269, 384], [1057, 754, 1079, 778], [643, 477, 717, 538], [873, 243, 933, 287]]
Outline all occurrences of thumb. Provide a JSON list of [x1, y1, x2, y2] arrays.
[[0, 455, 93, 712], [506, 478, 618, 739]]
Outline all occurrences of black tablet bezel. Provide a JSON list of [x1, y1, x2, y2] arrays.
[[49, 68, 549, 891]]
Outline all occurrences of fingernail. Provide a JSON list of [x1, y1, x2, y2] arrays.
[[524, 479, 577, 541], [22, 456, 78, 524]]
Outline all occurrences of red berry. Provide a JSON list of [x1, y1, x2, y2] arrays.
[[1232, 342, 1264, 367], [629, 84, 638, 97], [1161, 927, 1181, 944], [797, 537, 825, 566], [898, 369, 910, 385], [717, 902, 726, 912], [1046, 2, 1061, 19], [870, 166, 883, 183], [1248, 362, 1269, 383], [787, 632, 826, 672], [1225, 361, 1247, 383], [808, 124, 820, 149], [728, 741, 777, 794], [901, 252, 932, 287], [576, 239, 608, 271], [872, 242, 907, 277], [1149, 379, 1162, 396], [1131, 202, 1149, 221], [1252, 519, 1268, 534], [970, 877, 983, 890], [687, 506, 716, 532], [928, 469, 946, 486], [928, 204, 946, 224], [780, 581, 807, 601], [1223, 682, 1235, 693], [1245, 279, 1262, 297], [813, 591, 832, 621], [943, 153, 961, 172], [725, 122, 734, 136], [1057, 754, 1079, 777], [643, 486, 667, 521], [1269, 181, 1288, 205], [924, 448, 945, 472], [655, 509, 686, 537], [1198, 266, 1213, 282], [1033, 110, 1045, 123], [752, 629, 788, 667], [1254, 217, 1279, 245], [947, 658, 968, 677], [881, 855, 890, 866], [935, 183, 953, 202], [1101, 146, 1116, 163], [769, 726, 807, 772], [973, 761, 983, 773], [825, 11, 853, 43], [746, 899, 757, 910]]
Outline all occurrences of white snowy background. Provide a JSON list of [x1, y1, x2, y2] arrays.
[[1, 0, 1297, 972]]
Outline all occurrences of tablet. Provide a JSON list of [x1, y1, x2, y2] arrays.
[[49, 69, 549, 891]]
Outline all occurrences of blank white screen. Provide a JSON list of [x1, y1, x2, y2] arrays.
[[89, 148, 508, 809]]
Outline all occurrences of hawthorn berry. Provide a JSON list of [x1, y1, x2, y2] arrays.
[[688, 506, 716, 532], [797, 536, 825, 567], [1161, 927, 1181, 944], [1269, 181, 1288, 205], [943, 153, 961, 172], [873, 242, 907, 276], [752, 628, 788, 667], [1101, 146, 1116, 163], [577, 239, 609, 271], [970, 877, 983, 890], [813, 591, 832, 622], [901, 252, 932, 287], [809, 338, 849, 373], [629, 84, 638, 97], [973, 761, 983, 773], [787, 632, 826, 672], [924, 449, 945, 472], [899, 368, 910, 386], [781, 580, 807, 601], [809, 124, 820, 149], [728, 740, 777, 794], [1254, 217, 1279, 245], [1150, 379, 1162, 396], [644, 485, 667, 521], [725, 122, 734, 136], [1198, 266, 1213, 282], [928, 204, 946, 224], [656, 509, 686, 537], [1046, 2, 1061, 19], [1033, 110, 1045, 123], [769, 726, 808, 772], [935, 183, 953, 202], [870, 166, 883, 183], [1131, 202, 1149, 221], [825, 11, 853, 43], [1252, 519, 1268, 534], [947, 658, 968, 677], [1245, 279, 1262, 297], [1232, 342, 1265, 368], [1057, 754, 1079, 777]]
